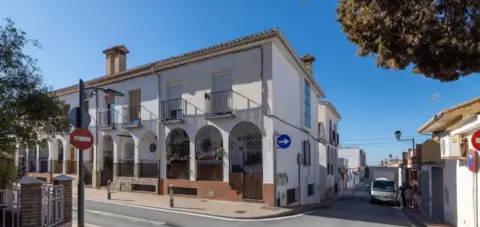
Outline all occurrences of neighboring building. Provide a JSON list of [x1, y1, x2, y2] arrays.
[[337, 158, 348, 192], [418, 96, 480, 226], [338, 146, 366, 189], [15, 29, 339, 207], [317, 101, 341, 200]]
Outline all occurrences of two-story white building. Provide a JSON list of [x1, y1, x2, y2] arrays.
[[17, 29, 336, 206], [317, 101, 341, 199]]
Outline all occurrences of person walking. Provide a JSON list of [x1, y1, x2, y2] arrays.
[[404, 185, 413, 208]]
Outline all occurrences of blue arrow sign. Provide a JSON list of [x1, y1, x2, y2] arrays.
[[276, 134, 291, 149]]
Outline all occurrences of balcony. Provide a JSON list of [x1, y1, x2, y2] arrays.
[[161, 98, 186, 123], [99, 108, 119, 129], [204, 90, 234, 118], [122, 104, 157, 128]]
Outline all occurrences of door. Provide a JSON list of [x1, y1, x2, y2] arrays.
[[420, 169, 430, 215], [431, 167, 444, 221], [167, 83, 182, 120], [211, 74, 232, 114], [128, 89, 141, 122], [229, 122, 263, 200], [102, 150, 113, 186]]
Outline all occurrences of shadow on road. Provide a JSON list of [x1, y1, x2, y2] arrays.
[[306, 186, 409, 226]]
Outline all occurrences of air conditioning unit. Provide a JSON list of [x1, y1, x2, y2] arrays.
[[440, 135, 464, 159]]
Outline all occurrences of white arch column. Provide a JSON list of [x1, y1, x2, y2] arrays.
[[134, 142, 140, 178], [35, 145, 40, 172], [222, 132, 229, 183], [189, 140, 195, 181]]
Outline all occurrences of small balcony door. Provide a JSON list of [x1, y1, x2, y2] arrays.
[[167, 83, 182, 120], [128, 89, 141, 123], [211, 73, 232, 114]]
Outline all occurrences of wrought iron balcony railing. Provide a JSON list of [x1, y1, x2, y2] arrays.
[[122, 104, 157, 128], [205, 90, 234, 117], [161, 98, 186, 123], [98, 108, 119, 129]]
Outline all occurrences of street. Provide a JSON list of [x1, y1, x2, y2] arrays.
[[73, 186, 411, 227]]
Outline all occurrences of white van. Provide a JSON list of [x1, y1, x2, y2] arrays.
[[370, 178, 397, 204]]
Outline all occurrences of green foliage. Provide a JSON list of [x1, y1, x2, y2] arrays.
[[0, 156, 16, 189], [337, 0, 480, 81], [0, 18, 69, 155]]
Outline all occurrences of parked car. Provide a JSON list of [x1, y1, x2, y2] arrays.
[[370, 178, 398, 205]]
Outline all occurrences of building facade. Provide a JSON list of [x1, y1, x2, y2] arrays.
[[338, 146, 366, 189], [418, 97, 480, 226], [16, 29, 336, 207]]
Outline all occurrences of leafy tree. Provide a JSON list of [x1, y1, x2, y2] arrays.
[[337, 0, 480, 81], [0, 19, 69, 184]]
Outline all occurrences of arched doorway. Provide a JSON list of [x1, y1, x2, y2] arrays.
[[118, 136, 135, 177], [229, 122, 263, 200], [101, 135, 114, 186], [166, 128, 189, 179], [195, 126, 223, 181], [138, 132, 158, 178], [55, 139, 64, 173], [39, 140, 49, 173]]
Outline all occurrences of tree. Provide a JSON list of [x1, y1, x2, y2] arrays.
[[337, 0, 480, 81], [0, 19, 69, 185]]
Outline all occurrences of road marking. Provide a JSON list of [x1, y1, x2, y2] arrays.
[[83, 198, 308, 222], [73, 207, 168, 226]]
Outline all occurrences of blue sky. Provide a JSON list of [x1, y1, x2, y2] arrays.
[[1, 0, 478, 165]]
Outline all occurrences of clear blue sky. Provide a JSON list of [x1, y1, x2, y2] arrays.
[[2, 0, 478, 165]]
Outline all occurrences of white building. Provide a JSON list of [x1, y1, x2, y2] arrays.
[[338, 146, 366, 189], [317, 101, 341, 199], [15, 29, 340, 207], [418, 97, 480, 226]]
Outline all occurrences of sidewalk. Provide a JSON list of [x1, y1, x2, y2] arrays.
[[73, 188, 344, 219], [402, 208, 452, 227]]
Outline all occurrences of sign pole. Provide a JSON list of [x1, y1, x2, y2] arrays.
[[78, 79, 85, 227]]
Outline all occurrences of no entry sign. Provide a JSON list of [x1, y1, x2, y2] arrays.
[[472, 130, 480, 151], [70, 128, 94, 150]]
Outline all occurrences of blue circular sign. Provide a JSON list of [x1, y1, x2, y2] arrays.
[[276, 134, 291, 149]]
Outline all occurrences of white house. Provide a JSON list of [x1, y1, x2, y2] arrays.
[[16, 29, 337, 206], [317, 101, 341, 199], [338, 146, 366, 189], [418, 97, 480, 226]]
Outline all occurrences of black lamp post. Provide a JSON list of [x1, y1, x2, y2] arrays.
[[77, 80, 123, 227], [394, 130, 415, 155]]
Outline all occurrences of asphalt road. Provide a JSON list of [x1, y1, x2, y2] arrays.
[[73, 187, 411, 227]]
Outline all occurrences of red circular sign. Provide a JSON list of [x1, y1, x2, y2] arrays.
[[468, 150, 478, 172], [472, 130, 480, 151], [70, 128, 94, 150]]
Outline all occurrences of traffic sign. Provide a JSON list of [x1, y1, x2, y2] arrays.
[[276, 134, 291, 149], [472, 130, 480, 151], [70, 128, 94, 150], [68, 107, 91, 129]]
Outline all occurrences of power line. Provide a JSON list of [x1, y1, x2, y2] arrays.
[[341, 135, 429, 142]]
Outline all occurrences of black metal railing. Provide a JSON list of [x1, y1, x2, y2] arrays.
[[27, 158, 36, 172], [54, 160, 63, 173], [99, 108, 118, 128], [205, 90, 233, 116], [118, 160, 134, 177], [39, 158, 49, 173], [122, 104, 142, 127], [167, 161, 189, 179], [196, 160, 223, 181], [161, 98, 186, 122], [138, 160, 159, 178]]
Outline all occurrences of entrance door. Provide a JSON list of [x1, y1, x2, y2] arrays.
[[229, 122, 263, 200], [431, 167, 444, 221], [102, 150, 113, 186]]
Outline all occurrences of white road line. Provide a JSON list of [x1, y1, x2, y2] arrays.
[[83, 198, 308, 222], [73, 208, 168, 226]]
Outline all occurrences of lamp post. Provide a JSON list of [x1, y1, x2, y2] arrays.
[[394, 130, 415, 153], [77, 79, 123, 227]]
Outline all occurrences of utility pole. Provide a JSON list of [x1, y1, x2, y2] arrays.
[[78, 79, 85, 227]]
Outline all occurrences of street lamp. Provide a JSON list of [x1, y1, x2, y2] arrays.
[[394, 130, 415, 150]]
